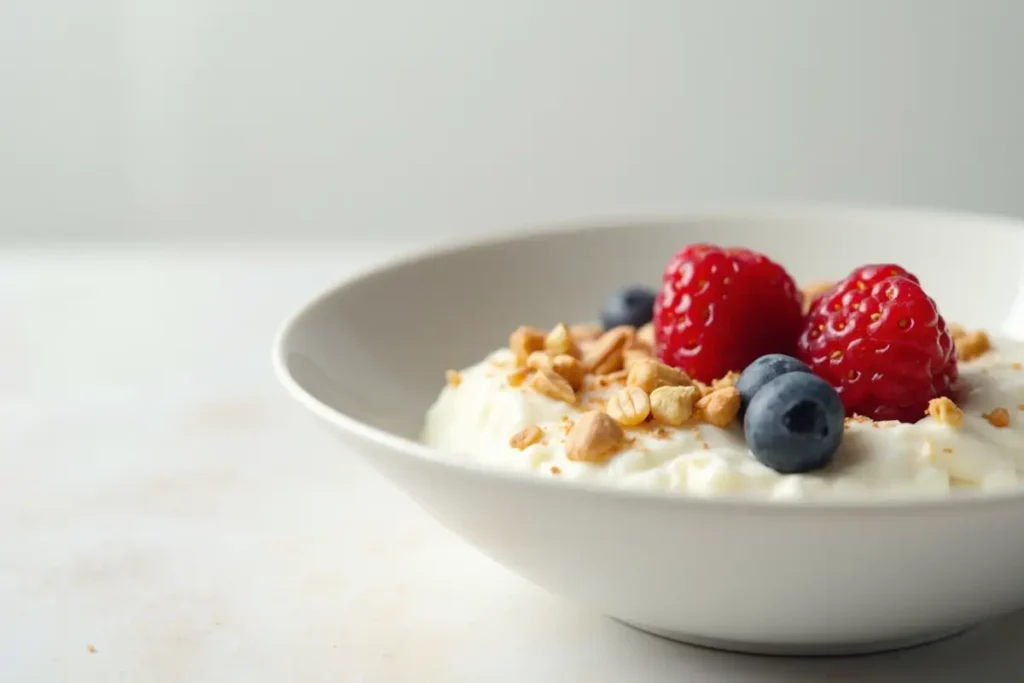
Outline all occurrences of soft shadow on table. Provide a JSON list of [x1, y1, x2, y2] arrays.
[[607, 612, 1024, 682]]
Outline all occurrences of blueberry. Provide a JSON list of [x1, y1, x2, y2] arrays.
[[736, 354, 812, 417], [601, 286, 656, 330], [743, 372, 844, 474]]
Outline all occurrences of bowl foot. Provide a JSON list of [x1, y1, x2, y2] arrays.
[[616, 619, 973, 657]]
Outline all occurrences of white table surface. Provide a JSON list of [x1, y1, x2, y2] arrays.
[[3, 245, 1024, 683]]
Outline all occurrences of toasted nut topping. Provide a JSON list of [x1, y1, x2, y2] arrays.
[[510, 326, 546, 365], [565, 411, 625, 462], [551, 354, 584, 390], [696, 387, 741, 428], [948, 323, 966, 339], [445, 370, 461, 388], [627, 359, 692, 394], [801, 281, 835, 313], [526, 368, 576, 404], [606, 386, 652, 426], [955, 329, 992, 362], [509, 425, 543, 450], [712, 371, 740, 390], [984, 407, 1011, 428], [623, 348, 652, 372], [570, 323, 603, 344], [589, 369, 629, 388], [694, 381, 712, 397], [545, 322, 575, 357], [582, 326, 634, 375], [927, 397, 963, 427], [506, 367, 530, 387], [526, 350, 553, 371], [650, 385, 699, 426], [636, 323, 655, 349]]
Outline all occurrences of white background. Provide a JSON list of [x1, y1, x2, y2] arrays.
[[3, 0, 1024, 243]]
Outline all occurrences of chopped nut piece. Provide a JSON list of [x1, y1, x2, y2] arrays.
[[801, 280, 835, 313], [526, 368, 576, 404], [569, 323, 603, 344], [984, 407, 1011, 428], [927, 397, 963, 427], [636, 323, 655, 349], [510, 326, 546, 365], [526, 350, 553, 371], [550, 465, 562, 475], [551, 354, 584, 390], [606, 386, 652, 426], [695, 387, 741, 428], [649, 385, 699, 426], [948, 323, 966, 340], [445, 370, 462, 388], [712, 371, 740, 390], [545, 322, 575, 357], [623, 348, 652, 372], [506, 367, 530, 387], [509, 424, 543, 450], [565, 411, 625, 462], [955, 329, 992, 362], [589, 369, 629, 388], [695, 381, 712, 397], [627, 358, 692, 393], [582, 326, 634, 375]]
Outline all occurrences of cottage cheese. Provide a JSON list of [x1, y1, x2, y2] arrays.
[[421, 342, 1024, 501]]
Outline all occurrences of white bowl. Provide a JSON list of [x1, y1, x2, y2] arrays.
[[274, 205, 1024, 656]]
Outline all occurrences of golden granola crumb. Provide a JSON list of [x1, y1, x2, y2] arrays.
[[445, 370, 462, 388], [702, 442, 710, 450], [510, 325, 547, 365], [695, 387, 741, 428], [606, 386, 652, 426], [551, 354, 584, 390], [506, 367, 530, 387], [550, 465, 562, 475], [927, 397, 963, 427], [509, 425, 543, 450], [1018, 404, 1024, 412], [627, 358, 692, 393], [582, 326, 634, 375], [955, 329, 992, 362], [1012, 362, 1022, 371], [712, 371, 740, 390], [636, 323, 655, 350], [942, 448, 953, 454], [545, 322, 577, 358], [87, 644, 98, 654], [565, 411, 626, 463], [984, 407, 1011, 428], [525, 368, 576, 404], [649, 385, 700, 427]]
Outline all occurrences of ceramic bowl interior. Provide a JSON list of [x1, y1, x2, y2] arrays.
[[275, 206, 1024, 655]]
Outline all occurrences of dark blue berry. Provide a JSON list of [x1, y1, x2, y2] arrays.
[[601, 286, 656, 330], [736, 354, 812, 417], [743, 372, 844, 474]]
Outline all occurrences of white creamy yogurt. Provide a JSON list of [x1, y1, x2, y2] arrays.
[[421, 344, 1024, 501]]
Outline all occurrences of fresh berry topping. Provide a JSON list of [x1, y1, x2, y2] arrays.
[[601, 286, 656, 330], [653, 245, 804, 383], [796, 264, 958, 423], [735, 354, 812, 417], [744, 372, 844, 474]]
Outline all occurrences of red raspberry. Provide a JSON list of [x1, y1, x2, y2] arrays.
[[796, 264, 958, 423], [653, 244, 803, 383]]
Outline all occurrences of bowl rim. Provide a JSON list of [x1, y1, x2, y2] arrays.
[[273, 202, 1024, 514]]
